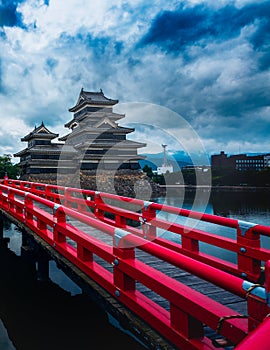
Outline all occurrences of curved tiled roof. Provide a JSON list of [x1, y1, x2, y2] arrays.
[[21, 122, 59, 141], [69, 88, 118, 112]]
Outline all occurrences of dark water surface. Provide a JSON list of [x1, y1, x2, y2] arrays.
[[0, 221, 146, 350], [1, 189, 270, 349], [155, 189, 270, 264]]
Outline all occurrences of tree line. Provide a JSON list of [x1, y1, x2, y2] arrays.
[[0, 154, 20, 179]]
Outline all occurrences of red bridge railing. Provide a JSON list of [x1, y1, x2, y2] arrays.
[[5, 179, 270, 282], [0, 179, 270, 349]]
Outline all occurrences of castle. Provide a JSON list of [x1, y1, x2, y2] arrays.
[[14, 89, 146, 184]]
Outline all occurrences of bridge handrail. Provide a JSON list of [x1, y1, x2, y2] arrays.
[[0, 183, 249, 298], [1, 179, 239, 224], [3, 179, 270, 282], [1, 182, 270, 349], [4, 178, 270, 230]]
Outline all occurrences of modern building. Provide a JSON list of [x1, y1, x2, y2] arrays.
[[14, 89, 146, 178], [211, 151, 270, 171]]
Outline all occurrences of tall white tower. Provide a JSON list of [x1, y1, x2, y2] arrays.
[[162, 144, 168, 166], [157, 144, 173, 175]]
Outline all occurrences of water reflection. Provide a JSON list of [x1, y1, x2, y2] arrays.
[[0, 319, 16, 350], [211, 190, 270, 221], [0, 220, 146, 350], [154, 189, 270, 263], [156, 188, 270, 225]]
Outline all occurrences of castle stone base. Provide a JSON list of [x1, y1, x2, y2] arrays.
[[22, 170, 165, 199]]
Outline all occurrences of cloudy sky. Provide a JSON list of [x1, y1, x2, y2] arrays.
[[0, 0, 270, 161]]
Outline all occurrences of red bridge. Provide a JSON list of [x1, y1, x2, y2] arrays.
[[0, 178, 269, 350]]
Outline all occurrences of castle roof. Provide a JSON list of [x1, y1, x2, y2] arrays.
[[74, 139, 146, 150], [21, 122, 59, 142], [13, 143, 67, 157], [69, 88, 118, 112], [58, 124, 135, 142]]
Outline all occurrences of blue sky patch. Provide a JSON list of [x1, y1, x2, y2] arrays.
[[0, 0, 25, 28]]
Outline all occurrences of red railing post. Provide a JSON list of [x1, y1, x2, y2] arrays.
[[15, 196, 23, 218], [245, 261, 270, 332], [8, 189, 14, 213], [37, 216, 47, 232], [265, 260, 270, 312], [182, 229, 199, 253], [16, 206, 23, 218], [0, 186, 3, 206], [113, 229, 135, 293], [45, 185, 52, 201], [237, 221, 261, 280], [246, 291, 269, 332], [55, 190, 61, 204], [142, 202, 156, 240], [181, 216, 199, 253], [78, 195, 87, 212], [77, 244, 93, 262], [115, 213, 126, 228], [24, 194, 34, 224], [64, 188, 71, 208], [53, 205, 66, 244], [3, 173, 8, 185], [170, 304, 204, 340], [94, 192, 104, 220], [2, 188, 8, 210]]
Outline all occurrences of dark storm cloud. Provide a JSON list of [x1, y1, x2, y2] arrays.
[[131, 0, 270, 146], [196, 109, 270, 146], [0, 0, 24, 28], [138, 4, 208, 51], [215, 85, 270, 117], [138, 1, 270, 57]]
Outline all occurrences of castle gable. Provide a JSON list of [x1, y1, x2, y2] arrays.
[[21, 122, 59, 142], [94, 117, 117, 129], [69, 88, 118, 113]]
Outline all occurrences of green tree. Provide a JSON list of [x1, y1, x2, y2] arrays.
[[0, 154, 20, 179], [142, 164, 153, 178], [152, 174, 165, 185]]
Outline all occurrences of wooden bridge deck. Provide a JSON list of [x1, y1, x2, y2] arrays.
[[3, 183, 268, 350], [69, 217, 247, 315]]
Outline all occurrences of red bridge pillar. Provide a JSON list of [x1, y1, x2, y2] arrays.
[[113, 229, 135, 294], [237, 221, 261, 281]]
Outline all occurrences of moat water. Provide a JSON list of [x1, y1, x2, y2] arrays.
[[1, 189, 270, 349]]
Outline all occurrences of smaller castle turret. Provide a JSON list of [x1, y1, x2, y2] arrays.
[[14, 122, 62, 177]]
